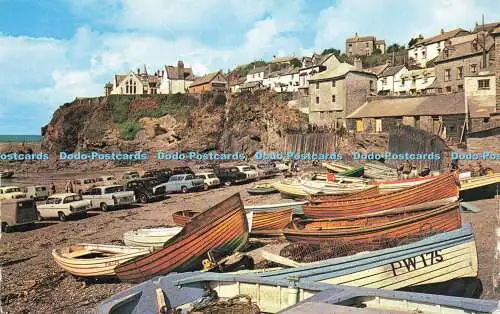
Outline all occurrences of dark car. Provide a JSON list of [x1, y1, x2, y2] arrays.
[[172, 166, 194, 175], [124, 178, 166, 203], [142, 168, 172, 183], [214, 167, 248, 186]]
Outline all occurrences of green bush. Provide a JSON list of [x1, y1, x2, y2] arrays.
[[117, 119, 142, 141], [108, 95, 134, 123]]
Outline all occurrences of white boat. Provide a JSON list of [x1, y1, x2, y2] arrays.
[[123, 227, 183, 248]]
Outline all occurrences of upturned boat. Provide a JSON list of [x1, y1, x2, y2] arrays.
[[115, 193, 249, 282], [123, 227, 183, 248], [338, 165, 364, 177], [247, 182, 278, 195], [271, 181, 310, 198], [303, 173, 459, 218], [285, 200, 461, 244], [51, 244, 151, 277], [363, 162, 398, 180], [98, 225, 491, 314], [322, 162, 352, 173]]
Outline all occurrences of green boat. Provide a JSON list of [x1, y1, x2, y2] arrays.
[[247, 187, 278, 195], [338, 165, 364, 177]]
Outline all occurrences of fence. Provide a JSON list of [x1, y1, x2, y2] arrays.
[[282, 133, 340, 154]]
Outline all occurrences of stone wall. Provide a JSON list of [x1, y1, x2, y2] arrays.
[[435, 54, 485, 92]]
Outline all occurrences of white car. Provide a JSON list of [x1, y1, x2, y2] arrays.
[[82, 185, 135, 211], [235, 165, 259, 181], [96, 175, 119, 186], [37, 193, 91, 221], [0, 186, 26, 200], [195, 172, 221, 190], [274, 162, 290, 172]]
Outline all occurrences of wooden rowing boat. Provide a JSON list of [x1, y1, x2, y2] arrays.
[[303, 173, 459, 218], [338, 165, 364, 177], [247, 207, 293, 236], [363, 162, 398, 180], [51, 244, 151, 277], [245, 200, 309, 215], [115, 193, 249, 282], [369, 176, 435, 193], [123, 227, 183, 248], [285, 201, 461, 244], [172, 210, 199, 226], [460, 173, 500, 191], [310, 185, 380, 202], [322, 162, 352, 173], [271, 181, 309, 198], [247, 184, 278, 195], [300, 180, 372, 195]]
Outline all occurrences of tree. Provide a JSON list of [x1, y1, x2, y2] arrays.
[[321, 48, 341, 56], [386, 43, 405, 53], [372, 48, 382, 55], [290, 58, 302, 68], [408, 38, 418, 48]]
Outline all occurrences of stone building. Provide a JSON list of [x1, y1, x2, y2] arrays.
[[108, 67, 161, 95], [308, 62, 377, 128], [188, 71, 227, 93], [158, 61, 194, 94], [432, 33, 494, 93], [345, 33, 385, 56]]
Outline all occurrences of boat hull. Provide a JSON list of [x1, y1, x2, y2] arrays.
[[115, 193, 249, 282], [247, 187, 278, 195], [248, 207, 293, 236], [303, 173, 459, 218], [51, 244, 151, 277], [123, 227, 183, 248], [310, 185, 380, 202], [460, 173, 500, 191], [172, 210, 198, 226]]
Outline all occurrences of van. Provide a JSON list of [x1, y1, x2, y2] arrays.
[[1, 198, 38, 232], [23, 185, 49, 201]]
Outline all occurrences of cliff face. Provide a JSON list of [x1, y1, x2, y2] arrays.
[[42, 91, 308, 156]]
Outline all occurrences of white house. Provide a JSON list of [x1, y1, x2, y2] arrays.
[[377, 65, 408, 95], [158, 61, 194, 94], [298, 53, 340, 95], [399, 67, 436, 95], [264, 66, 300, 92], [246, 66, 268, 83], [408, 28, 470, 67], [109, 67, 160, 95]]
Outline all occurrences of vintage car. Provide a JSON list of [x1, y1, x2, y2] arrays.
[[122, 171, 141, 183], [37, 193, 91, 221], [171, 166, 194, 175], [96, 175, 119, 186], [22, 185, 49, 201], [214, 167, 248, 186], [124, 178, 166, 203], [195, 172, 221, 190], [72, 178, 97, 194], [82, 185, 135, 211], [142, 169, 171, 183], [251, 163, 280, 179], [0, 186, 27, 200], [235, 165, 259, 180], [1, 198, 37, 232], [160, 174, 204, 193]]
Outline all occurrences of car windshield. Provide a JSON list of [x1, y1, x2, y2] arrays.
[[195, 175, 205, 179], [207, 174, 216, 178], [64, 195, 82, 202], [185, 175, 194, 180], [83, 179, 94, 184], [5, 187, 21, 193], [36, 186, 46, 191], [104, 186, 123, 193], [47, 197, 62, 204], [230, 168, 238, 172], [241, 167, 252, 171]]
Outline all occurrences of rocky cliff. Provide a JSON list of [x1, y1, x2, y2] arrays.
[[41, 91, 308, 156]]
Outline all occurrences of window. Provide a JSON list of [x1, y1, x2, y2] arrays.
[[315, 96, 319, 104], [444, 49, 449, 58], [369, 80, 374, 91], [470, 64, 477, 73], [484, 117, 490, 123], [445, 86, 452, 92], [315, 82, 319, 89], [422, 51, 426, 58], [457, 84, 463, 92], [444, 69, 450, 81], [401, 78, 405, 86], [332, 95, 336, 103], [457, 66, 463, 79], [332, 80, 336, 87], [432, 116, 440, 121], [348, 43, 352, 47], [478, 79, 490, 90], [437, 88, 443, 93], [382, 77, 387, 85], [366, 42, 369, 47]]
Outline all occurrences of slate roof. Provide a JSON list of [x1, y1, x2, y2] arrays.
[[247, 66, 268, 75], [190, 71, 224, 87], [347, 93, 466, 118], [241, 81, 264, 89], [473, 21, 500, 33], [379, 65, 407, 78], [310, 63, 376, 81], [434, 36, 494, 63], [115, 74, 127, 86], [411, 28, 469, 47], [400, 67, 436, 80], [271, 56, 295, 63], [164, 65, 194, 80], [364, 63, 389, 76]]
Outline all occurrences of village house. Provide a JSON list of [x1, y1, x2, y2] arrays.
[[246, 66, 268, 83], [265, 66, 300, 92], [188, 71, 228, 93], [345, 33, 386, 56], [240, 81, 266, 93], [229, 77, 246, 93], [270, 56, 295, 66], [364, 62, 390, 76], [308, 62, 377, 128], [158, 61, 194, 94], [377, 65, 408, 95], [474, 21, 500, 33], [106, 66, 161, 95], [399, 67, 437, 95], [408, 28, 470, 67], [298, 53, 340, 94], [464, 69, 498, 131], [432, 33, 494, 94]]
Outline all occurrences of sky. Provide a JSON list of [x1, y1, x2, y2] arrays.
[[0, 0, 499, 134]]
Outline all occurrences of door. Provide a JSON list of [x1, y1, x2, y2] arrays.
[[375, 119, 382, 133], [356, 119, 364, 132]]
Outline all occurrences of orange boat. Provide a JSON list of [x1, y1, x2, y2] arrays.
[[310, 185, 380, 202], [284, 201, 461, 244], [115, 193, 248, 282], [248, 207, 294, 236], [303, 173, 459, 218], [172, 210, 198, 226]]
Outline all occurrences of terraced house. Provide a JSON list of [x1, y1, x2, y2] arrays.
[[345, 33, 385, 56]]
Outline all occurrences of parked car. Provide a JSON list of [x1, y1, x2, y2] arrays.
[[195, 172, 221, 190], [1, 198, 37, 232], [82, 185, 135, 211], [124, 178, 166, 203], [96, 175, 119, 186], [122, 171, 140, 183], [251, 163, 279, 179], [142, 169, 171, 183], [274, 162, 290, 172], [171, 166, 194, 175], [235, 165, 259, 181], [0, 186, 26, 200], [214, 167, 248, 186], [37, 193, 91, 221], [160, 174, 204, 193], [72, 178, 97, 194], [22, 185, 49, 201]]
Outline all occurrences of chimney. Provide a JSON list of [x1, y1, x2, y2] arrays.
[[353, 57, 362, 69], [177, 61, 184, 78], [137, 68, 140, 75], [441, 28, 445, 35], [162, 70, 165, 77], [418, 34, 424, 39]]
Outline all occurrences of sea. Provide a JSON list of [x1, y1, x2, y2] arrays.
[[0, 135, 43, 143]]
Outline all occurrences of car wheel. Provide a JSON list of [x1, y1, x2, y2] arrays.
[[100, 202, 109, 212], [37, 211, 43, 221], [1, 222, 9, 233], [203, 183, 209, 191], [80, 211, 88, 218], [181, 186, 188, 193], [58, 212, 67, 222], [139, 194, 148, 204]]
